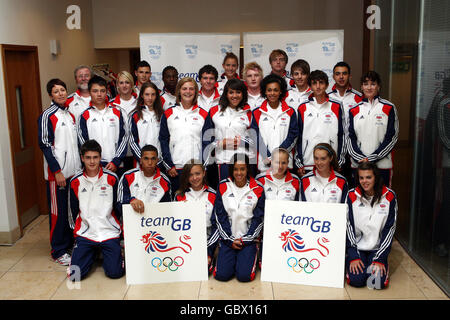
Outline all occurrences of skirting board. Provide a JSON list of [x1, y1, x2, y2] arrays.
[[0, 226, 21, 245]]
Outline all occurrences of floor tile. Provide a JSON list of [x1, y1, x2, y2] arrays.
[[199, 273, 273, 300], [272, 282, 349, 300], [0, 271, 66, 300], [345, 264, 427, 300], [51, 271, 129, 300], [0, 245, 32, 271], [10, 246, 68, 272], [125, 281, 201, 300]]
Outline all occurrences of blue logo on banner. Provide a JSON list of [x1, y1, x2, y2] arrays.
[[148, 45, 162, 59], [321, 41, 336, 57], [220, 44, 233, 55], [185, 45, 198, 59], [250, 44, 263, 58], [286, 43, 299, 57]]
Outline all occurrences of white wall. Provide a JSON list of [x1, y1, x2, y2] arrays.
[[0, 0, 118, 240]]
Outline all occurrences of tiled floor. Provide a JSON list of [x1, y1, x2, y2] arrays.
[[0, 215, 448, 300]]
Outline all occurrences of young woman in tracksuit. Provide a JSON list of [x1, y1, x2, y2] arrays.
[[174, 160, 217, 274], [129, 82, 164, 169], [202, 78, 253, 188], [110, 71, 138, 175], [347, 71, 399, 188], [159, 77, 208, 195], [256, 148, 300, 269], [212, 153, 265, 282], [345, 161, 397, 290], [300, 143, 348, 204], [295, 70, 345, 177], [38, 79, 82, 266], [251, 74, 299, 173]]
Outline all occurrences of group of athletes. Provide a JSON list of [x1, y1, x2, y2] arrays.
[[38, 48, 398, 289]]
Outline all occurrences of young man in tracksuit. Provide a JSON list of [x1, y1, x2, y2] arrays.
[[69, 140, 124, 280], [118, 144, 172, 213], [197, 65, 221, 112], [38, 78, 82, 265], [327, 62, 363, 187], [78, 76, 128, 174], [160, 66, 178, 110], [295, 70, 345, 177]]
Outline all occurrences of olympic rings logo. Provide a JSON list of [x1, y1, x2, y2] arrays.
[[151, 256, 184, 272], [286, 257, 320, 274]]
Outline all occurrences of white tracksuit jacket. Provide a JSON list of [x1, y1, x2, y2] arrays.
[[256, 170, 300, 201], [299, 169, 348, 203], [347, 96, 399, 169], [159, 104, 208, 170], [38, 102, 81, 180], [346, 186, 397, 265], [69, 168, 121, 242], [295, 95, 345, 169]]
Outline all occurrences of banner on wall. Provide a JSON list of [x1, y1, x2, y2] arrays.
[[139, 33, 240, 89], [243, 30, 344, 85], [122, 202, 208, 285], [261, 200, 347, 289]]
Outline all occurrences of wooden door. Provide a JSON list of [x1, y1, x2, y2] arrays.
[[1, 45, 46, 234]]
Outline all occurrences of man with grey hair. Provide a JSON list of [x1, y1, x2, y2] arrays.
[[67, 65, 92, 124]]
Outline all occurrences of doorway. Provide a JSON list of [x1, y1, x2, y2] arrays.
[[1, 44, 46, 234]]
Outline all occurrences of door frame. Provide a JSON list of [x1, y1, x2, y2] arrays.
[[1, 44, 45, 235]]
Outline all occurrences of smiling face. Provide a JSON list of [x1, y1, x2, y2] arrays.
[[223, 57, 238, 79], [292, 68, 308, 90], [179, 81, 196, 105], [271, 151, 289, 179], [265, 82, 281, 105], [333, 66, 351, 90], [140, 150, 158, 177], [313, 149, 332, 177], [135, 66, 152, 86], [50, 84, 68, 106], [233, 162, 248, 187], [227, 88, 243, 109], [81, 151, 101, 176], [361, 79, 380, 101], [358, 169, 376, 195], [75, 67, 91, 90], [188, 165, 205, 191]]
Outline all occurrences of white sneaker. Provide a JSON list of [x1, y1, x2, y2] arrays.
[[54, 253, 71, 266]]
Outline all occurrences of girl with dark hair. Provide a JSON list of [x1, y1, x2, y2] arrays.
[[251, 74, 298, 172], [211, 153, 265, 282], [347, 70, 399, 188], [202, 79, 253, 186], [174, 160, 217, 273], [38, 78, 81, 265], [129, 82, 164, 167], [299, 143, 348, 203], [217, 52, 240, 95], [345, 161, 398, 290]]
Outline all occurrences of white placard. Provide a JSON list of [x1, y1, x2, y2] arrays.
[[261, 200, 347, 288], [243, 30, 344, 85], [139, 33, 240, 89], [123, 202, 208, 285]]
